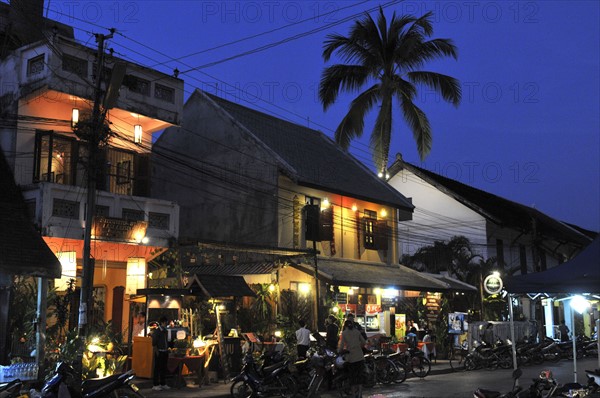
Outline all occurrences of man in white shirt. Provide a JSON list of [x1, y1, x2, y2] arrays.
[[295, 319, 311, 358]]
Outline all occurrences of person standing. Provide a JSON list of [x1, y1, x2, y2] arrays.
[[345, 313, 367, 340], [295, 319, 311, 359], [151, 317, 171, 391], [558, 320, 570, 342], [325, 314, 340, 351], [338, 319, 366, 398]]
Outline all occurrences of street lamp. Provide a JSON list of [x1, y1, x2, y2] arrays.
[[570, 295, 590, 383]]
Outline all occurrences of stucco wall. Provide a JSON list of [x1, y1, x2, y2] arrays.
[[152, 91, 279, 246]]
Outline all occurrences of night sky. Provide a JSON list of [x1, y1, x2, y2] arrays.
[[35, 0, 599, 231]]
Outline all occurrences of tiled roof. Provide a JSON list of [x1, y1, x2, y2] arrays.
[[316, 258, 451, 292], [389, 159, 592, 246], [204, 92, 414, 211], [184, 262, 275, 276], [0, 151, 61, 278]]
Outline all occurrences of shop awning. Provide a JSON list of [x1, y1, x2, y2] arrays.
[[314, 258, 450, 292], [424, 273, 478, 292], [186, 274, 256, 298]]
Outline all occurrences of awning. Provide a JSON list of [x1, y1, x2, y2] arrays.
[[0, 151, 60, 279], [186, 274, 256, 298], [314, 258, 450, 292], [424, 273, 478, 292]]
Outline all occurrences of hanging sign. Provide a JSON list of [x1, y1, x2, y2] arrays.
[[483, 274, 503, 295]]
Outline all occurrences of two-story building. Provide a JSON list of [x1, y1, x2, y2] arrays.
[[0, 0, 183, 336], [387, 154, 595, 336], [152, 90, 456, 333]]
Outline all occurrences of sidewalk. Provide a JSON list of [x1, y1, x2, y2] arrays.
[[137, 359, 454, 398]]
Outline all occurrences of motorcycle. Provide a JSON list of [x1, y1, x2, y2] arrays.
[[474, 368, 523, 398], [230, 352, 297, 398], [305, 348, 336, 398], [39, 362, 143, 398], [0, 379, 23, 398]]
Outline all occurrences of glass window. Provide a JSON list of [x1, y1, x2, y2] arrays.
[[62, 54, 88, 78], [125, 75, 150, 96], [34, 131, 74, 185], [154, 83, 175, 103], [27, 54, 45, 76], [149, 212, 170, 230], [122, 208, 144, 221]]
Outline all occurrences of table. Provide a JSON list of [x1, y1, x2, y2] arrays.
[[167, 355, 204, 388], [418, 342, 436, 360]]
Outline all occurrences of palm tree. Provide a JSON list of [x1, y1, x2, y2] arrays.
[[319, 8, 461, 174]]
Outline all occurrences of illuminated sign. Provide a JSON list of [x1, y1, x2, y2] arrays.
[[483, 274, 503, 295], [92, 216, 147, 243]]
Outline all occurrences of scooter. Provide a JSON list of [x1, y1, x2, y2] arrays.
[[473, 368, 523, 398], [230, 352, 297, 398], [0, 379, 23, 398], [39, 362, 143, 398]]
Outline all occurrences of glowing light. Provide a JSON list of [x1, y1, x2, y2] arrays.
[[268, 284, 276, 292], [56, 251, 77, 291], [377, 171, 383, 178], [134, 124, 143, 143], [71, 108, 79, 128], [126, 257, 146, 295], [351, 203, 358, 212], [380, 208, 387, 218], [141, 236, 149, 244], [492, 271, 500, 277], [382, 288, 399, 298], [374, 288, 381, 295], [570, 295, 590, 314], [321, 198, 330, 210], [332, 306, 339, 313], [274, 330, 282, 338], [347, 288, 354, 296], [298, 283, 311, 295]]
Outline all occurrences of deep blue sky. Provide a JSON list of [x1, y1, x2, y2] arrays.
[[39, 1, 600, 231]]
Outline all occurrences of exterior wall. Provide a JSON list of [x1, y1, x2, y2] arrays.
[[388, 168, 489, 259], [152, 92, 280, 246], [278, 176, 397, 265]]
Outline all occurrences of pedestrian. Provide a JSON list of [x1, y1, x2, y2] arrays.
[[151, 316, 171, 391], [482, 323, 495, 346], [345, 313, 367, 340], [338, 319, 366, 398], [132, 312, 146, 338], [295, 319, 311, 359], [326, 314, 339, 351], [558, 320, 570, 342]]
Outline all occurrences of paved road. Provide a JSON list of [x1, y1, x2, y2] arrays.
[[139, 357, 600, 398]]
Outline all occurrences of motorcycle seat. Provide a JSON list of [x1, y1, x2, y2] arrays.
[[262, 362, 285, 375], [82, 373, 122, 392], [474, 388, 502, 398]]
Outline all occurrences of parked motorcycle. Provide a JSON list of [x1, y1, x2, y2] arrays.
[[473, 367, 523, 398], [230, 352, 297, 398], [38, 362, 143, 398], [0, 379, 23, 398]]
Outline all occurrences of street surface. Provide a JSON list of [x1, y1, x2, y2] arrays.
[[139, 357, 600, 398]]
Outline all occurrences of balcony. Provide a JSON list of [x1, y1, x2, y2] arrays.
[[22, 182, 179, 251]]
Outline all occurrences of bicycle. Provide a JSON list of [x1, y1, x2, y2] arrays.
[[448, 345, 469, 371], [391, 348, 431, 378]]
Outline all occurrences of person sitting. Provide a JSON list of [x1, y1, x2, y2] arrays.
[[406, 327, 418, 349]]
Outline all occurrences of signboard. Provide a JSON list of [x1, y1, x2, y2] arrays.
[[335, 292, 348, 304], [92, 216, 148, 243], [448, 312, 467, 334], [483, 274, 503, 295], [394, 314, 406, 340], [365, 304, 382, 315]]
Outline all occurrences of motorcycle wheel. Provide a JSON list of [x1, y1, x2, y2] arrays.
[[230, 380, 255, 398], [410, 356, 431, 378], [277, 374, 298, 398], [465, 356, 477, 371], [547, 350, 561, 363], [335, 376, 352, 398]]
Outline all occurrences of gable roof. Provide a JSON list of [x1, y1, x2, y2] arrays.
[[388, 157, 593, 247], [202, 92, 414, 211], [0, 150, 61, 278]]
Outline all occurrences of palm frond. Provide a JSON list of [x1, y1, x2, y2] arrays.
[[335, 84, 380, 149], [399, 98, 432, 160], [408, 71, 462, 106], [319, 64, 370, 109]]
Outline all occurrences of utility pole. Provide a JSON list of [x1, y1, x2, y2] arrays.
[[75, 29, 114, 380]]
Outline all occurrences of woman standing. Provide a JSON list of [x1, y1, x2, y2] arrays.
[[338, 319, 366, 398]]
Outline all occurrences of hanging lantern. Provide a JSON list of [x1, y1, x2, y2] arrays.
[[126, 257, 146, 295], [134, 124, 143, 144], [56, 251, 77, 291], [71, 108, 79, 128]]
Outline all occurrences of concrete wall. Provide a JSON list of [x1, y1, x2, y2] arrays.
[[152, 91, 280, 246]]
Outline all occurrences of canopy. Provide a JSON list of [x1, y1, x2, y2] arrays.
[[504, 237, 600, 294]]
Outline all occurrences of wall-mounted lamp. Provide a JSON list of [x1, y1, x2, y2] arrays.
[[380, 208, 388, 218], [134, 124, 143, 144], [126, 257, 147, 295], [56, 251, 77, 291], [351, 203, 358, 212], [71, 108, 79, 128], [321, 198, 330, 210]]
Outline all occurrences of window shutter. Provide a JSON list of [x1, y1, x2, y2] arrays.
[[319, 207, 334, 241], [304, 205, 320, 241], [374, 220, 389, 250], [133, 153, 150, 196]]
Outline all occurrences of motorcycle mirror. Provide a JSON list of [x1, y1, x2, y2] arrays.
[[512, 368, 523, 380]]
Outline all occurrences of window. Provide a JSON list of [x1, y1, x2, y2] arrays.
[[34, 131, 75, 185], [62, 54, 88, 78], [52, 199, 80, 219], [519, 245, 528, 275], [95, 205, 110, 217], [154, 83, 175, 103], [116, 160, 131, 184], [27, 54, 45, 76], [122, 208, 144, 222], [125, 75, 150, 96], [149, 212, 170, 230], [363, 210, 377, 249]]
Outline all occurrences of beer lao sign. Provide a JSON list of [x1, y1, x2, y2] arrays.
[[91, 216, 148, 243], [483, 273, 503, 295]]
